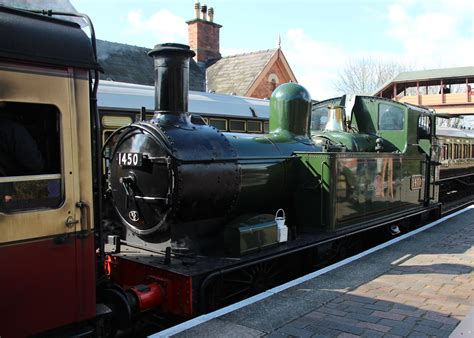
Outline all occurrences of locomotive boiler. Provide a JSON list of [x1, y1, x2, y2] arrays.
[[108, 43, 318, 255]]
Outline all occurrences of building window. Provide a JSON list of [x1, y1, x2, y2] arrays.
[[0, 102, 62, 213], [268, 73, 279, 92], [268, 73, 279, 84]]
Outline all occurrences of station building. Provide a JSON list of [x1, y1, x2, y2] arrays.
[[373, 66, 474, 115]]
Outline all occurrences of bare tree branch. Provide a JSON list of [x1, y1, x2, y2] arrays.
[[333, 57, 411, 95]]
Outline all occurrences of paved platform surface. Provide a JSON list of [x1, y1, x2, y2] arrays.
[[170, 208, 474, 338]]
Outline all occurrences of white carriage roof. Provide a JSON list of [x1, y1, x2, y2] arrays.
[[97, 81, 269, 119], [437, 127, 474, 138]]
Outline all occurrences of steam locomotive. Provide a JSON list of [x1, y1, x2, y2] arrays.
[[103, 42, 442, 326], [0, 5, 460, 337]]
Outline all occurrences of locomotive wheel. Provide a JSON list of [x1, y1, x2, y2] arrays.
[[206, 260, 283, 311]]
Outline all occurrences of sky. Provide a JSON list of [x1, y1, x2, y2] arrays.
[[67, 0, 473, 100]]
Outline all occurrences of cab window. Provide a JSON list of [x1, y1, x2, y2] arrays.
[[0, 102, 62, 213], [311, 106, 329, 131], [379, 104, 404, 130], [418, 115, 431, 139]]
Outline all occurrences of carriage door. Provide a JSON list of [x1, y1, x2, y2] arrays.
[[0, 65, 94, 336]]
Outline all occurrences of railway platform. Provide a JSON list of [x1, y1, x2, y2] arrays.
[[154, 206, 474, 337]]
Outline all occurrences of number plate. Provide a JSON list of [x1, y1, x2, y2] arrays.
[[410, 174, 423, 190], [118, 152, 142, 167]]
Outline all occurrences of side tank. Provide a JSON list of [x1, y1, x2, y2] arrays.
[[107, 43, 317, 253]]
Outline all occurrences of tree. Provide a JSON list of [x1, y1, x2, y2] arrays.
[[333, 57, 410, 95]]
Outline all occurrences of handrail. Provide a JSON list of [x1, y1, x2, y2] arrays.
[[0, 174, 61, 183]]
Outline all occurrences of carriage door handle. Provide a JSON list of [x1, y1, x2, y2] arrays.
[[65, 216, 79, 228], [76, 201, 91, 233]]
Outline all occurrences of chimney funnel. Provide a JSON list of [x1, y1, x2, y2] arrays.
[[148, 43, 195, 114], [208, 7, 214, 22], [201, 4, 207, 21], [194, 1, 200, 19]]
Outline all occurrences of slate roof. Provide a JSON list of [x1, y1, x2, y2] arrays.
[[96, 39, 206, 91], [206, 49, 277, 96]]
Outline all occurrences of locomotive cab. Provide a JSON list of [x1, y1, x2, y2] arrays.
[[296, 95, 439, 232]]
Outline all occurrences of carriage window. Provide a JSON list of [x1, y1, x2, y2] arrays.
[[229, 120, 246, 132], [0, 102, 62, 213], [379, 104, 404, 130], [209, 118, 227, 131], [102, 114, 133, 128], [441, 145, 447, 161], [264, 121, 270, 133], [247, 120, 263, 133]]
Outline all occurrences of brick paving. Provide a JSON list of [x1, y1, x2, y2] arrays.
[[273, 222, 473, 337], [172, 209, 474, 338]]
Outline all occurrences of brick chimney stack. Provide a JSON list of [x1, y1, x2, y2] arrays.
[[187, 2, 222, 63]]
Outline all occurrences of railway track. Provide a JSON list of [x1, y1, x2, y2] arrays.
[[441, 194, 474, 215], [439, 169, 474, 214]]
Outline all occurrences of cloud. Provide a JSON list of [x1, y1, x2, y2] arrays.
[[283, 28, 346, 100], [126, 9, 187, 44], [386, 0, 474, 67], [284, 0, 473, 100]]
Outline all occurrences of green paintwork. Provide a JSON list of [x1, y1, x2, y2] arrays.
[[224, 92, 438, 240], [269, 83, 312, 137], [294, 152, 429, 231], [291, 95, 439, 232], [312, 131, 378, 152], [224, 214, 278, 256]]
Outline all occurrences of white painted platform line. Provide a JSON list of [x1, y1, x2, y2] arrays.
[[150, 205, 474, 338]]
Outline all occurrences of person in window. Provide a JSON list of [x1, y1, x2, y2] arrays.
[[439, 86, 450, 94], [0, 116, 44, 205]]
